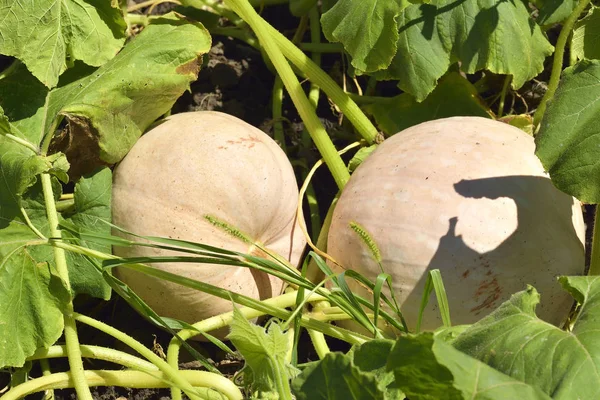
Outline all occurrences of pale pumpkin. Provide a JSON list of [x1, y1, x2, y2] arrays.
[[112, 111, 306, 333], [327, 117, 585, 332]]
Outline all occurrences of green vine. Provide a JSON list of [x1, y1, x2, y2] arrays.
[[533, 0, 593, 127]]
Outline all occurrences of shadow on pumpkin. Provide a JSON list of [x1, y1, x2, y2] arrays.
[[400, 175, 584, 332]]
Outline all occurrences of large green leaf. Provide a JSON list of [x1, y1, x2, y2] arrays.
[[365, 72, 491, 135], [571, 7, 600, 62], [0, 182, 70, 368], [373, 1, 554, 101], [389, 333, 552, 400], [0, 13, 211, 178], [321, 0, 409, 73], [0, 0, 127, 88], [453, 278, 600, 399], [535, 59, 600, 203]]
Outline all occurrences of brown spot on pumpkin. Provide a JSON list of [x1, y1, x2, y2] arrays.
[[471, 277, 502, 312], [176, 58, 201, 76], [462, 269, 470, 278], [224, 136, 261, 149]]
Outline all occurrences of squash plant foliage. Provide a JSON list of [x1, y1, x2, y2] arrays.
[[1, 0, 600, 399]]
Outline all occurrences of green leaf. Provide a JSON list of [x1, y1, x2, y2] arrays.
[[292, 340, 402, 399], [351, 340, 404, 399], [321, 0, 410, 73], [63, 167, 112, 299], [388, 333, 552, 400], [0, 14, 211, 178], [0, 0, 127, 88], [0, 106, 11, 134], [374, 2, 554, 101], [533, 0, 577, 25], [571, 6, 600, 62], [292, 353, 385, 400], [535, 59, 600, 203], [453, 279, 600, 399], [0, 183, 70, 368], [228, 308, 293, 399], [365, 72, 491, 135]]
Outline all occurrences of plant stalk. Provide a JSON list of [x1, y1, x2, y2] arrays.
[[533, 0, 592, 127], [72, 313, 230, 400], [0, 370, 241, 400], [28, 345, 159, 372], [40, 173, 92, 400], [589, 206, 600, 275], [223, 0, 350, 189]]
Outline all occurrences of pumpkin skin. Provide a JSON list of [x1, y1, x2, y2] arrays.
[[112, 111, 306, 333], [327, 117, 585, 332]]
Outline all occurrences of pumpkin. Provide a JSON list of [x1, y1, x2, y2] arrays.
[[327, 117, 585, 332], [112, 111, 306, 333]]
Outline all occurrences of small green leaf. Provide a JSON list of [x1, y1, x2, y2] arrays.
[[388, 333, 552, 400], [572, 6, 600, 62], [228, 307, 293, 398], [365, 72, 491, 135], [535, 59, 600, 203], [0, 0, 127, 88], [321, 0, 409, 73], [453, 279, 600, 399]]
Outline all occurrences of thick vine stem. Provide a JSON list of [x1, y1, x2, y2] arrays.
[[0, 370, 241, 400], [40, 173, 92, 400], [28, 345, 159, 372], [533, 0, 592, 127], [72, 313, 225, 400], [223, 0, 350, 189], [589, 207, 600, 275], [264, 23, 380, 144]]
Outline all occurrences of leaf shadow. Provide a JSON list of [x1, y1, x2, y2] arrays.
[[401, 175, 584, 331]]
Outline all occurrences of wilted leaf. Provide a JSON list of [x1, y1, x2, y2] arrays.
[[0, 14, 212, 178]]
